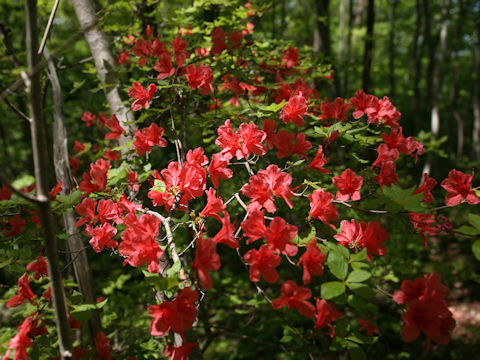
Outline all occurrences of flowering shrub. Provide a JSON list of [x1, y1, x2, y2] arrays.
[[1, 1, 479, 359]]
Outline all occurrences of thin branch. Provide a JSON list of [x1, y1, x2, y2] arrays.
[[333, 200, 388, 214], [3, 97, 31, 123], [144, 209, 187, 281], [38, 0, 61, 55], [0, 172, 39, 203]]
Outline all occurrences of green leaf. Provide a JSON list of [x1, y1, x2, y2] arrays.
[[383, 184, 428, 213], [347, 269, 371, 283], [455, 225, 480, 236], [327, 251, 348, 280], [468, 213, 480, 231], [348, 283, 375, 298], [350, 248, 367, 261], [321, 281, 346, 299], [348, 344, 367, 360], [324, 242, 350, 259], [472, 240, 480, 261]]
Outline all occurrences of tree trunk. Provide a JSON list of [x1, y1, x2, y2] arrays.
[[25, 0, 72, 357], [473, 15, 480, 157], [71, 0, 135, 146], [450, 0, 465, 159], [313, 0, 331, 56], [343, 0, 354, 95], [411, 0, 423, 133], [339, 0, 346, 66], [45, 47, 102, 342], [388, 0, 397, 98], [422, 0, 436, 114], [362, 0, 375, 92], [424, 0, 450, 177]]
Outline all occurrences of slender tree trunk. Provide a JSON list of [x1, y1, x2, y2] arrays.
[[44, 47, 102, 342], [343, 0, 354, 95], [352, 0, 365, 46], [71, 0, 135, 146], [339, 0, 346, 66], [411, 0, 423, 133], [312, 0, 340, 96], [473, 16, 480, 157], [424, 0, 450, 176], [451, 0, 465, 159], [422, 0, 436, 114], [25, 0, 72, 357], [313, 0, 331, 56], [388, 0, 397, 98], [362, 0, 375, 92], [280, 0, 286, 39]]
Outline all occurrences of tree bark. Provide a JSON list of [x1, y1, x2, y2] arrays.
[[71, 0, 135, 146], [388, 0, 397, 98], [424, 0, 450, 176], [313, 0, 331, 56], [362, 0, 375, 92], [44, 47, 102, 342], [411, 0, 423, 133], [450, 0, 465, 159], [343, 0, 354, 96], [422, 0, 436, 113], [473, 14, 480, 157], [25, 0, 72, 357]]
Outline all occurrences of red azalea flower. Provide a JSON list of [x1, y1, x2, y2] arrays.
[[215, 120, 267, 160], [413, 173, 437, 205], [240, 209, 266, 244], [26, 256, 48, 280], [272, 280, 315, 318], [119, 213, 164, 273], [309, 189, 337, 229], [408, 212, 441, 248], [348, 90, 378, 119], [94, 332, 112, 360], [299, 239, 326, 285], [199, 188, 226, 221], [332, 168, 363, 201], [212, 211, 239, 249], [211, 27, 227, 55], [148, 287, 198, 337], [308, 145, 331, 174], [264, 216, 298, 256], [104, 114, 125, 140], [128, 82, 157, 111], [374, 160, 398, 190], [85, 223, 118, 253], [192, 235, 221, 290], [359, 317, 380, 336], [171, 36, 189, 67], [185, 63, 213, 94], [242, 164, 294, 213], [320, 97, 350, 122], [208, 153, 233, 189], [154, 50, 175, 79], [133, 123, 167, 156], [440, 169, 480, 207], [314, 298, 343, 337], [6, 273, 35, 308], [280, 91, 308, 127], [244, 245, 281, 283]]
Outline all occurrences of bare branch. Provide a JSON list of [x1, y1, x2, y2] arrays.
[[38, 0, 61, 55], [0, 172, 39, 203]]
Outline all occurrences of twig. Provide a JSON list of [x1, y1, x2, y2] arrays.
[[0, 172, 39, 203], [144, 209, 187, 281], [38, 0, 61, 55], [333, 200, 388, 214], [3, 97, 31, 123]]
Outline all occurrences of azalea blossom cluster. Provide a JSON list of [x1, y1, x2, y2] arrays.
[[393, 273, 456, 346]]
